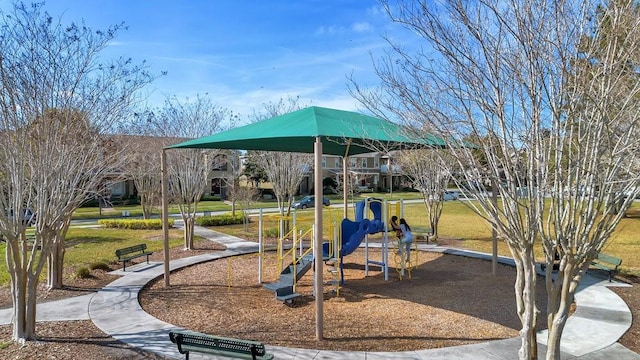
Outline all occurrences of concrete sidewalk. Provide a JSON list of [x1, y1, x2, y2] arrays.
[[1, 227, 638, 359]]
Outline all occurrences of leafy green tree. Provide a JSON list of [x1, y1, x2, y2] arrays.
[[242, 156, 268, 187]]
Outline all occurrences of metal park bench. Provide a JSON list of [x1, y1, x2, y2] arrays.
[[169, 330, 273, 360], [115, 243, 153, 271], [590, 253, 622, 282]]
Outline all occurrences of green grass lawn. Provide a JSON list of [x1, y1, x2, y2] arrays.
[[3, 195, 637, 287], [221, 200, 640, 278], [0, 226, 186, 285], [70, 192, 424, 220]]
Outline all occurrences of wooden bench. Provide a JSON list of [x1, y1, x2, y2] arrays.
[[590, 253, 622, 282], [169, 330, 273, 360], [115, 243, 153, 271]]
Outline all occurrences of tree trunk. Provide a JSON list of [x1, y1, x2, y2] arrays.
[[46, 220, 71, 289], [243, 210, 249, 232], [513, 249, 538, 360], [141, 193, 152, 219], [183, 216, 194, 250], [10, 260, 26, 342], [24, 272, 38, 339], [545, 262, 578, 360], [46, 240, 65, 289], [429, 216, 439, 241], [9, 248, 40, 341], [546, 315, 567, 360]]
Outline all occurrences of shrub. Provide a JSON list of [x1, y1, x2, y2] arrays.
[[98, 218, 174, 230], [323, 176, 338, 189], [80, 198, 99, 207], [264, 227, 279, 238], [260, 189, 276, 198], [89, 261, 111, 271], [75, 267, 91, 279], [201, 195, 221, 201], [401, 186, 420, 192], [196, 213, 245, 226]]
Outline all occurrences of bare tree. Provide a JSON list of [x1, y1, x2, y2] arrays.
[[399, 149, 451, 240], [236, 185, 260, 231], [0, 3, 154, 341], [120, 135, 172, 219], [221, 150, 245, 216], [152, 95, 231, 250], [248, 150, 313, 214], [351, 1, 640, 359]]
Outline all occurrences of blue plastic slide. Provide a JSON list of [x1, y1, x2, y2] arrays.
[[367, 201, 384, 233], [339, 218, 370, 284], [340, 218, 370, 257], [355, 201, 367, 222], [354, 199, 384, 234]]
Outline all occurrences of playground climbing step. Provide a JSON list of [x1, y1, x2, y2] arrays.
[[263, 254, 314, 303]]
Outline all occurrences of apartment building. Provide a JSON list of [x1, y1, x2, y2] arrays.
[[297, 152, 405, 195]]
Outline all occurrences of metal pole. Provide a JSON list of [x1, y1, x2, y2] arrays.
[[343, 157, 348, 219], [342, 140, 351, 219], [161, 149, 170, 287], [492, 178, 498, 276], [383, 199, 389, 281], [258, 208, 263, 284], [314, 137, 324, 340]]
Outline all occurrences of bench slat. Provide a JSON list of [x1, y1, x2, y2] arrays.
[[115, 244, 147, 257], [169, 330, 273, 360], [595, 253, 622, 266], [115, 244, 153, 271], [590, 253, 622, 282]]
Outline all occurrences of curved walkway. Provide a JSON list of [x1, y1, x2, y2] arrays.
[[2, 226, 639, 359]]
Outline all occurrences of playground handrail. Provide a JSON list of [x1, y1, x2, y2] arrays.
[[280, 226, 314, 292], [276, 225, 299, 274]]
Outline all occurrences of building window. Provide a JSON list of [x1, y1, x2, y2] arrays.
[[322, 156, 326, 168], [350, 158, 357, 167], [374, 157, 379, 168], [335, 158, 340, 168], [361, 158, 367, 168]]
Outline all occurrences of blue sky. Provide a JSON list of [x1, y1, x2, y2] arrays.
[[36, 0, 411, 122]]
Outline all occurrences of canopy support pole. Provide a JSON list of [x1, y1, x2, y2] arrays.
[[161, 149, 170, 287], [314, 137, 324, 340], [492, 178, 498, 275], [343, 140, 351, 219]]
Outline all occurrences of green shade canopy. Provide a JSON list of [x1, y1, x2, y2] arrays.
[[168, 106, 445, 155]]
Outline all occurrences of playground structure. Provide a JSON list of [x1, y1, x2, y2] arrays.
[[261, 209, 339, 303], [340, 198, 389, 284], [261, 198, 416, 303], [342, 197, 418, 281]]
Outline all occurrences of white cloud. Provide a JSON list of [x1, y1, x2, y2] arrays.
[[315, 24, 342, 36], [352, 21, 372, 33]]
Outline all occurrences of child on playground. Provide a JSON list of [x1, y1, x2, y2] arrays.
[[390, 215, 402, 240], [398, 218, 414, 260]]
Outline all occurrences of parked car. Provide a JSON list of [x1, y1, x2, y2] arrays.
[[292, 195, 330, 209], [5, 208, 36, 226], [443, 191, 461, 201]]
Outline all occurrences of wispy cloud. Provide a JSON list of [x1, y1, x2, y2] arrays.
[[39, 0, 403, 118], [315, 25, 343, 36], [352, 22, 373, 33]]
